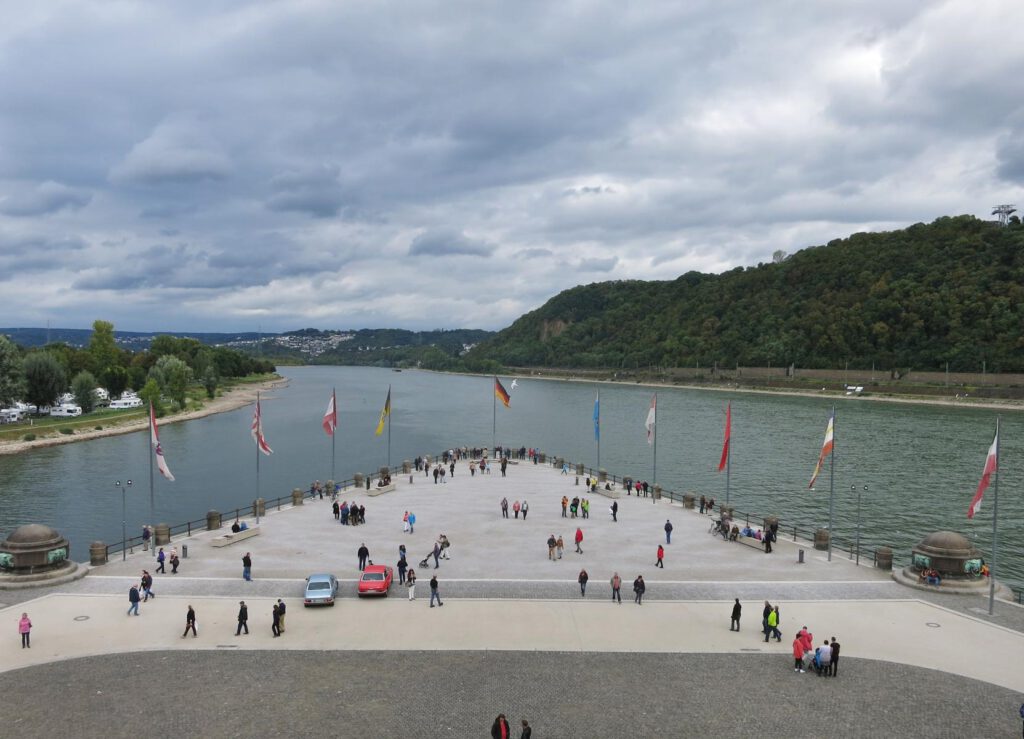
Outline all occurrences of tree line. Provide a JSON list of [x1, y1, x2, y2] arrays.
[[0, 321, 275, 415]]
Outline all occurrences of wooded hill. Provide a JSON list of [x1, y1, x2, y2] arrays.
[[466, 216, 1024, 372]]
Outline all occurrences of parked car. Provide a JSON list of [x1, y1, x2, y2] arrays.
[[304, 573, 339, 606], [357, 564, 393, 596]]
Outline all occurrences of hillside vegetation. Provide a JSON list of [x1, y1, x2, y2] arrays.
[[467, 215, 1024, 372]]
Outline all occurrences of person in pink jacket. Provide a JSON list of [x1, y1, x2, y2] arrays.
[[19, 612, 32, 649]]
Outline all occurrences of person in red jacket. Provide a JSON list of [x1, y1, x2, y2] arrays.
[[656, 544, 665, 568], [793, 635, 806, 672], [574, 527, 584, 554]]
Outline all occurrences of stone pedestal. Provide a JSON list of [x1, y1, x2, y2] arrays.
[[763, 515, 779, 532], [598, 469, 607, 483], [154, 523, 170, 545], [291, 488, 303, 506], [379, 466, 390, 478], [576, 462, 584, 476], [253, 498, 266, 517], [538, 452, 546, 463], [653, 484, 662, 500], [0, 524, 71, 574], [325, 480, 335, 496], [875, 546, 893, 570], [402, 460, 411, 474], [90, 541, 108, 566], [814, 528, 830, 551], [206, 510, 222, 531], [354, 472, 365, 489], [682, 493, 695, 509]]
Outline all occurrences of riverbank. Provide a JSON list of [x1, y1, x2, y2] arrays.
[[0, 376, 288, 456]]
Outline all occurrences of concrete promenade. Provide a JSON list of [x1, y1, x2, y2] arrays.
[[2, 459, 1023, 736]]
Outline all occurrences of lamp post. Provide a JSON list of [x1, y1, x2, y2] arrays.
[[116, 479, 132, 562], [853, 484, 867, 566]]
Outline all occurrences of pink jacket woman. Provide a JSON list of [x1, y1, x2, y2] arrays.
[[19, 613, 32, 649]]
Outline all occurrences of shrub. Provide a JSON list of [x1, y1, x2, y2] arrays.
[[59, 427, 74, 435], [23, 433, 36, 441], [94, 425, 103, 430]]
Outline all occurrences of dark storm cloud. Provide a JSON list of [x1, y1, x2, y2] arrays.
[[408, 229, 495, 257]]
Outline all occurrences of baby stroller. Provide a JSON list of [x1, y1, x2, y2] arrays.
[[418, 552, 432, 568]]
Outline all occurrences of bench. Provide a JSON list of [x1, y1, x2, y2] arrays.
[[211, 526, 261, 547], [736, 535, 763, 550], [368, 482, 396, 497]]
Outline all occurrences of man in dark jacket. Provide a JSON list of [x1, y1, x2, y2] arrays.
[[236, 601, 249, 635], [611, 500, 618, 522], [730, 598, 742, 631], [429, 574, 443, 607], [633, 575, 646, 604], [357, 543, 369, 571], [242, 552, 252, 581], [277, 599, 286, 633], [271, 603, 281, 637], [183, 605, 197, 638], [664, 519, 673, 544], [127, 585, 141, 616]]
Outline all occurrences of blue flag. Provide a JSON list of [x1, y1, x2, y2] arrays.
[[593, 391, 600, 441]]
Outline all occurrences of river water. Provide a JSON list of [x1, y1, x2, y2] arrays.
[[0, 366, 1020, 592]]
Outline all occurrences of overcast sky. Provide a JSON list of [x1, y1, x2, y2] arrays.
[[1, 1, 1022, 333]]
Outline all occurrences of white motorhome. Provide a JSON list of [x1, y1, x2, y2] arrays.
[[0, 409, 26, 424], [110, 397, 143, 409], [50, 404, 83, 417]]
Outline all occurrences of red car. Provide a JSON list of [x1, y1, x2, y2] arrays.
[[357, 564, 394, 596]]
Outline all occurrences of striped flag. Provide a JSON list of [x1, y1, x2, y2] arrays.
[[251, 396, 273, 455], [149, 401, 174, 481], [645, 394, 656, 445], [718, 402, 731, 472], [967, 425, 999, 519], [322, 389, 337, 436], [494, 377, 511, 408], [808, 410, 834, 488], [374, 387, 391, 436]]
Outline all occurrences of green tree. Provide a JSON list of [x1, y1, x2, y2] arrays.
[[22, 352, 67, 412], [71, 370, 98, 413], [0, 335, 25, 407], [103, 365, 129, 399], [88, 320, 119, 377], [201, 366, 219, 399], [154, 355, 192, 408], [138, 378, 164, 416]]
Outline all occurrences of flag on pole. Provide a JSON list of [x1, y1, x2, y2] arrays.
[[645, 394, 657, 445], [967, 426, 999, 519], [375, 387, 391, 436], [808, 410, 834, 488], [251, 397, 273, 455], [149, 401, 174, 481], [593, 391, 600, 441], [322, 390, 337, 436], [718, 402, 731, 472], [495, 377, 511, 408]]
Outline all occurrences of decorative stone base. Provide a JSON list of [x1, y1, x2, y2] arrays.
[[0, 560, 88, 590], [892, 566, 1015, 599]]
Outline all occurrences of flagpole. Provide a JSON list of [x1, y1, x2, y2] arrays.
[[726, 431, 731, 506], [492, 377, 497, 453], [148, 422, 155, 558], [387, 385, 392, 470], [596, 390, 601, 471], [988, 415, 1000, 615], [827, 404, 836, 562], [653, 393, 658, 486], [255, 392, 261, 525], [331, 387, 336, 481]]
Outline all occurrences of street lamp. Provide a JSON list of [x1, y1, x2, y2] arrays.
[[852, 484, 868, 566], [116, 479, 132, 562]]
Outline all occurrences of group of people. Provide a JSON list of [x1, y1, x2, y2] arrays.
[[491, 715, 531, 738], [155, 546, 180, 574], [620, 477, 653, 497], [560, 495, 591, 518], [231, 598, 289, 638], [500, 497, 529, 519], [792, 625, 841, 676], [332, 500, 366, 525], [546, 528, 585, 558]]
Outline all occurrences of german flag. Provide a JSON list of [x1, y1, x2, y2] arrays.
[[494, 377, 511, 408]]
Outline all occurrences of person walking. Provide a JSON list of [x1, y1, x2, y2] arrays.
[[762, 600, 772, 639], [408, 511, 416, 533], [407, 568, 417, 600], [730, 598, 742, 631], [142, 525, 151, 551], [578, 569, 589, 597], [513, 500, 521, 519], [398, 556, 408, 585], [334, 501, 341, 520], [521, 500, 529, 520], [170, 551, 180, 574], [242, 552, 252, 581], [793, 634, 806, 672], [764, 526, 774, 554], [19, 613, 32, 648], [574, 528, 584, 554], [357, 543, 370, 571], [501, 498, 509, 518], [141, 571, 155, 601], [633, 575, 646, 605], [556, 535, 565, 559], [520, 720, 532, 738], [561, 496, 568, 517], [271, 603, 281, 637], [403, 510, 409, 532], [664, 519, 673, 545], [656, 544, 664, 568], [156, 547, 166, 574], [235, 601, 249, 635], [429, 574, 444, 607], [610, 572, 622, 603], [547, 535, 557, 561], [127, 585, 141, 616], [182, 605, 197, 638], [766, 605, 782, 642], [491, 714, 510, 739], [582, 499, 590, 519], [827, 634, 843, 675], [432, 540, 441, 569], [611, 500, 618, 522], [277, 599, 287, 633]]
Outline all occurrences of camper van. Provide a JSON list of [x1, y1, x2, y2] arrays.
[[50, 404, 83, 417], [110, 396, 143, 409], [0, 409, 26, 424]]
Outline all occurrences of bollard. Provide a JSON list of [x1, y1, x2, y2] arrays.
[[154, 523, 171, 546], [653, 484, 662, 501], [813, 528, 830, 551], [798, 549, 805, 564], [874, 546, 893, 571], [539, 452, 547, 464], [598, 468, 607, 483], [89, 541, 108, 566], [182, 544, 188, 558], [253, 498, 266, 517], [354, 472, 365, 489], [402, 460, 411, 474], [206, 510, 222, 531], [576, 462, 584, 476], [682, 493, 695, 509], [291, 488, 304, 506]]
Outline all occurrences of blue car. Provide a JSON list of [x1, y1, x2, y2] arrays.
[[304, 573, 339, 606]]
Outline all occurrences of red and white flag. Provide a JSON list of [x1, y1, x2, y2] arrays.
[[718, 402, 731, 472], [645, 394, 657, 445], [149, 401, 174, 481], [322, 390, 337, 436], [808, 410, 834, 489], [251, 396, 273, 455], [967, 425, 999, 519]]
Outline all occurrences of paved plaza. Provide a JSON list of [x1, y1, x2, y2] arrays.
[[2, 459, 1023, 737]]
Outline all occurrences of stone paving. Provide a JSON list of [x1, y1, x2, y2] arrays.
[[3, 458, 1024, 737]]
